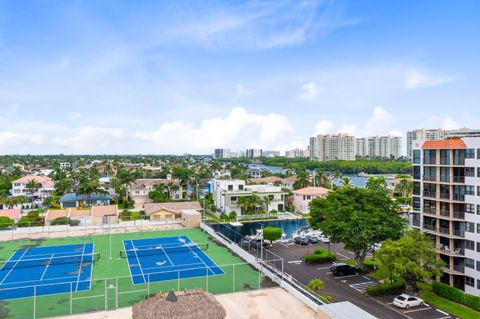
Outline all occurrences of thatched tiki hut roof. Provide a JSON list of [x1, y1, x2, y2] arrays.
[[132, 289, 226, 319]]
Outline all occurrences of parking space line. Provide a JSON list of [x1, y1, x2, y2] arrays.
[[436, 309, 449, 316], [317, 266, 332, 270], [287, 260, 303, 264], [403, 307, 432, 313], [335, 252, 351, 260], [334, 274, 357, 279]]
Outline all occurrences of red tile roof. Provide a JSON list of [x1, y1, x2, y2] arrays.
[[292, 187, 330, 196], [0, 209, 21, 220], [422, 139, 467, 149]]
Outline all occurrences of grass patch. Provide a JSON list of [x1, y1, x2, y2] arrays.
[[418, 282, 480, 319]]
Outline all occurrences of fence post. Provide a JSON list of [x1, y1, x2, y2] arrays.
[[104, 279, 107, 310], [116, 276, 119, 309], [33, 285, 36, 319], [206, 267, 209, 292], [147, 274, 150, 296], [177, 270, 180, 291], [70, 282, 73, 314], [233, 264, 235, 292]]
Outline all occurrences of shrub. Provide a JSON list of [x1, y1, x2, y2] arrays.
[[432, 281, 480, 311], [0, 216, 13, 229], [304, 248, 336, 264], [263, 227, 282, 243], [367, 277, 405, 296]]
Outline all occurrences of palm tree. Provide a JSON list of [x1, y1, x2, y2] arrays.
[[76, 176, 102, 207], [395, 179, 412, 197], [26, 179, 39, 197], [334, 170, 342, 181], [262, 196, 271, 214], [314, 169, 331, 188], [294, 169, 310, 190], [250, 192, 262, 215], [307, 278, 325, 293], [340, 176, 353, 187], [237, 196, 251, 215]]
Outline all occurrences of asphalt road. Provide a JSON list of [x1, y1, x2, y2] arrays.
[[267, 241, 442, 319]]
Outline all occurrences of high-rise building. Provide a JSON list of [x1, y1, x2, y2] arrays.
[[213, 149, 231, 159], [263, 150, 280, 158], [309, 134, 356, 161], [411, 138, 480, 295], [355, 135, 402, 158], [285, 149, 309, 158], [246, 149, 262, 158]]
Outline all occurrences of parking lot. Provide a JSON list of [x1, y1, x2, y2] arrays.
[[268, 241, 454, 319]]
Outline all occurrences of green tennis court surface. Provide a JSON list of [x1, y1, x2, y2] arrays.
[[0, 228, 265, 319]]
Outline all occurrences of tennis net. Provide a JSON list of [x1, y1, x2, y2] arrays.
[[0, 253, 100, 270], [120, 243, 208, 258]]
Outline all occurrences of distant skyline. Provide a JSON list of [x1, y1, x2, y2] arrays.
[[0, 0, 479, 154]]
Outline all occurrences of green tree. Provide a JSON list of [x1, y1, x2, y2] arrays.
[[0, 216, 13, 229], [228, 211, 237, 221], [395, 179, 412, 197], [376, 229, 444, 293], [340, 176, 353, 187], [309, 187, 406, 269], [365, 176, 388, 193], [237, 196, 252, 215], [262, 227, 282, 244], [294, 169, 310, 190], [307, 278, 325, 293]]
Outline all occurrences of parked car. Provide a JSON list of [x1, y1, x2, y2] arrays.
[[318, 234, 330, 243], [392, 294, 424, 309], [330, 263, 358, 276], [305, 235, 319, 243], [294, 236, 309, 245]]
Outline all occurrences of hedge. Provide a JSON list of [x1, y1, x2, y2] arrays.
[[432, 281, 480, 311], [304, 248, 336, 264], [367, 277, 405, 296]]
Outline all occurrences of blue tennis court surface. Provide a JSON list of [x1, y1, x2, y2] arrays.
[[0, 243, 94, 300], [123, 236, 224, 285]]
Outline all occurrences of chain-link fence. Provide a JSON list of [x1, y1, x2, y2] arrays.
[[0, 217, 182, 241], [0, 262, 271, 319]]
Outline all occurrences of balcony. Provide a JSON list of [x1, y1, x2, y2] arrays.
[[454, 265, 465, 273], [452, 212, 465, 219], [440, 210, 450, 217], [453, 176, 465, 183], [452, 194, 465, 201], [423, 191, 436, 198], [452, 230, 465, 238], [439, 227, 450, 235], [423, 175, 437, 182], [437, 245, 465, 257], [440, 176, 450, 183], [440, 192, 450, 200], [424, 209, 436, 216], [423, 224, 436, 232]]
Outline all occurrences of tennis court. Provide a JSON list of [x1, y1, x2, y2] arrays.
[[122, 236, 224, 284], [0, 243, 95, 300]]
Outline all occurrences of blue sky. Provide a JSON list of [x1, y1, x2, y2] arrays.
[[0, 0, 479, 154]]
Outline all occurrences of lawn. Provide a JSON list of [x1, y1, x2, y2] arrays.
[[417, 282, 480, 319], [0, 228, 262, 319]]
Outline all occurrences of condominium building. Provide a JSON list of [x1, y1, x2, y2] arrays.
[[246, 149, 263, 158], [211, 179, 286, 215], [285, 149, 309, 158], [411, 138, 480, 295], [309, 134, 356, 161], [263, 150, 281, 158], [356, 135, 402, 159], [213, 149, 231, 159]]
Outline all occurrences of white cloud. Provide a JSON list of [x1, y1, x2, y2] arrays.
[[405, 69, 457, 90], [442, 116, 461, 130], [234, 84, 252, 98], [314, 119, 333, 134], [339, 124, 357, 135], [299, 81, 323, 101], [365, 106, 394, 134], [388, 130, 402, 137]]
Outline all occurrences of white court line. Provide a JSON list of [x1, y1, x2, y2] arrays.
[[39, 253, 55, 280], [403, 307, 432, 314], [0, 249, 29, 285], [74, 243, 86, 292], [131, 240, 147, 284], [122, 240, 135, 284], [142, 261, 205, 272], [182, 236, 213, 276]]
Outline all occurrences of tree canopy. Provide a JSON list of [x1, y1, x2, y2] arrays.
[[309, 186, 406, 269]]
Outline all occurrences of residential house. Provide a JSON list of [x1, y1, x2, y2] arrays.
[[212, 179, 286, 215], [248, 176, 297, 190], [10, 175, 55, 200], [144, 201, 202, 221], [292, 187, 330, 214], [0, 209, 21, 222], [44, 205, 118, 225], [128, 178, 184, 209], [59, 193, 111, 208]]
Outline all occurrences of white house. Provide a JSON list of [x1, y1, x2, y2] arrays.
[[292, 186, 330, 214], [10, 175, 55, 200], [128, 177, 184, 209], [212, 179, 286, 215]]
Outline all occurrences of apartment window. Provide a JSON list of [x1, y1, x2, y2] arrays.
[[466, 185, 475, 195], [413, 166, 421, 180], [465, 167, 475, 177], [466, 222, 475, 233], [477, 223, 480, 233], [423, 166, 436, 181], [477, 261, 480, 271], [424, 150, 436, 164], [478, 167, 480, 177], [466, 149, 475, 159], [238, 185, 244, 191], [228, 185, 233, 191], [466, 240, 475, 250], [440, 150, 450, 165], [424, 200, 436, 214], [477, 149, 480, 159], [413, 196, 421, 210], [413, 150, 421, 164], [477, 280, 480, 289], [477, 242, 480, 252], [466, 204, 475, 214], [440, 167, 450, 182], [466, 258, 475, 269], [453, 149, 466, 165], [478, 186, 480, 196], [231, 196, 237, 201], [413, 182, 421, 195], [466, 276, 475, 287]]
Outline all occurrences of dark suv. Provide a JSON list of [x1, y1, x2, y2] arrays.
[[330, 263, 358, 276]]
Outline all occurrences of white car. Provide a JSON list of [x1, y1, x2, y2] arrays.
[[392, 294, 424, 309]]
